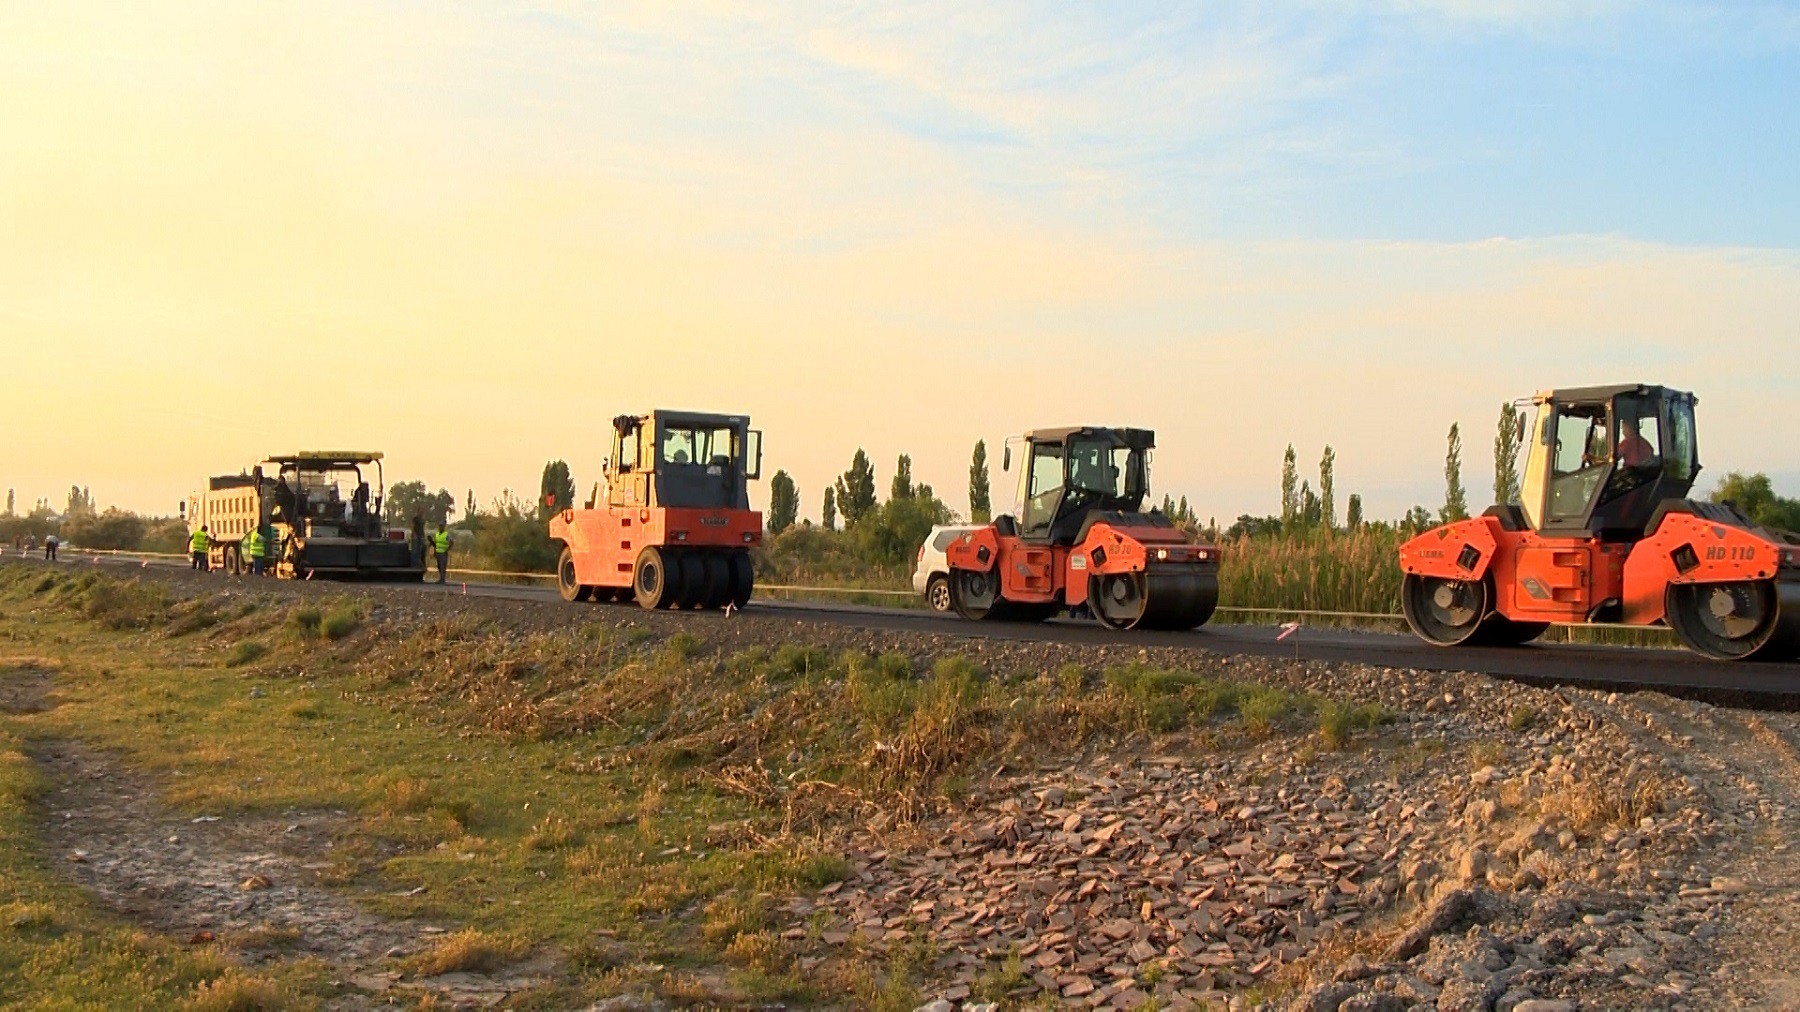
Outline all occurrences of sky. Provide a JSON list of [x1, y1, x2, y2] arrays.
[[3, 1, 1797, 524]]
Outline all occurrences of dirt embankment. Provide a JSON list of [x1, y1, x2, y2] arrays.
[[3, 560, 1799, 1010]]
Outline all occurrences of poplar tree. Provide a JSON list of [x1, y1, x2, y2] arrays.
[[834, 450, 877, 527], [1319, 445, 1337, 530], [1280, 445, 1299, 532], [539, 461, 575, 519], [1493, 402, 1522, 505], [822, 486, 838, 531], [1345, 494, 1364, 530], [891, 454, 914, 501], [968, 441, 992, 523], [1442, 423, 1469, 522], [767, 470, 799, 533]]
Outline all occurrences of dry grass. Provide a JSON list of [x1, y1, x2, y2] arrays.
[[525, 814, 578, 851], [226, 923, 302, 950], [701, 891, 771, 948], [184, 970, 292, 1012], [381, 776, 436, 813], [1539, 776, 1667, 834], [407, 928, 527, 976]]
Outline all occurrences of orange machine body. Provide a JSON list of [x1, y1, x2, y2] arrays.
[[1398, 509, 1788, 628], [547, 410, 764, 610], [942, 425, 1220, 631], [945, 518, 1217, 610], [1396, 383, 1800, 660], [551, 504, 762, 591]]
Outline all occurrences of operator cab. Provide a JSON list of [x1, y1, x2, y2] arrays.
[[1518, 384, 1700, 539], [1003, 426, 1153, 545], [267, 452, 386, 539], [605, 410, 763, 510]]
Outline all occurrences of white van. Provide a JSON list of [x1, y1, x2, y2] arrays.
[[912, 524, 982, 612]]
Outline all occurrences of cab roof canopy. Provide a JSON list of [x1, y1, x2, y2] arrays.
[[1023, 425, 1156, 449], [1535, 383, 1695, 406], [651, 410, 749, 427], [615, 411, 750, 431], [266, 451, 384, 466]]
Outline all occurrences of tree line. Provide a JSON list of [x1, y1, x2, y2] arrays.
[[7, 414, 1798, 571]]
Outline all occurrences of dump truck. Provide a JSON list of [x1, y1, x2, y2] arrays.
[[548, 411, 764, 609], [1398, 384, 1800, 660], [183, 452, 422, 580], [943, 426, 1220, 630]]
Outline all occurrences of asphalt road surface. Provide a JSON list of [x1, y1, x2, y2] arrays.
[[25, 552, 1800, 706]]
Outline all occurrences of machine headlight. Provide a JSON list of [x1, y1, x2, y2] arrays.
[[1783, 548, 1800, 570], [673, 531, 689, 542], [1156, 548, 1170, 561]]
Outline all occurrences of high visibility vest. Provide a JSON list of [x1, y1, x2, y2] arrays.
[[433, 530, 450, 553], [244, 529, 264, 558], [191, 530, 209, 551]]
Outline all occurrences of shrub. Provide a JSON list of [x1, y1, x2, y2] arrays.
[[664, 631, 703, 662], [1316, 700, 1389, 750], [768, 643, 830, 681], [80, 579, 167, 629], [288, 607, 322, 637], [320, 602, 363, 640], [225, 641, 268, 668]]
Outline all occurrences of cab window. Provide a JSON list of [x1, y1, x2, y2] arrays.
[[1547, 405, 1609, 523], [1667, 400, 1698, 481], [616, 426, 640, 470], [1021, 444, 1066, 536]]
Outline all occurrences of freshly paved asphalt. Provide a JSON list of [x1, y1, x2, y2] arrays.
[[25, 553, 1800, 707]]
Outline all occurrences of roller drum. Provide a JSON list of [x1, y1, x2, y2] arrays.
[[1762, 581, 1800, 662], [1138, 568, 1219, 631], [1093, 567, 1218, 631]]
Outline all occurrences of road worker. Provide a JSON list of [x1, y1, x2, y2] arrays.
[[190, 525, 210, 571], [43, 533, 59, 561], [244, 524, 266, 577], [432, 523, 450, 584]]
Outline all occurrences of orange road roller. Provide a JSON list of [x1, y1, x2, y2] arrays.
[[1399, 384, 1800, 660], [945, 426, 1220, 630], [549, 410, 764, 610]]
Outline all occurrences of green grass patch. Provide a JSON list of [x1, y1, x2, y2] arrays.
[[0, 564, 1401, 1005], [224, 640, 268, 668], [319, 601, 364, 640]]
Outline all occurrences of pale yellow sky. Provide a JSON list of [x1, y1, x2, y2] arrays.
[[4, 4, 1797, 523]]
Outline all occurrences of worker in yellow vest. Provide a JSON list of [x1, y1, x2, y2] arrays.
[[243, 525, 266, 577], [190, 525, 210, 571], [432, 524, 451, 583]]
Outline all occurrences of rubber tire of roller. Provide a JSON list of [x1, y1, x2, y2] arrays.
[[702, 553, 731, 609], [634, 546, 674, 610], [729, 552, 754, 609], [557, 547, 592, 603], [676, 553, 707, 609]]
